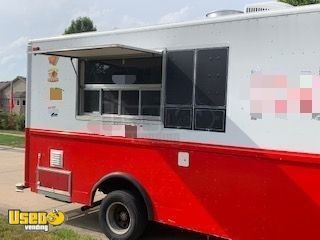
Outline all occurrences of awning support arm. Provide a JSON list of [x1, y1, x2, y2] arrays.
[[70, 58, 79, 79]]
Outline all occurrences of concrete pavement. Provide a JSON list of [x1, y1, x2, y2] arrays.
[[0, 146, 211, 240], [0, 146, 75, 214]]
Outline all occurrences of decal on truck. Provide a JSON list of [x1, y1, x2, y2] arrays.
[[50, 88, 63, 101], [48, 56, 59, 82], [250, 71, 320, 120], [48, 106, 59, 117]]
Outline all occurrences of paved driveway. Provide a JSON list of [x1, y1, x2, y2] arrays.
[[0, 146, 213, 240]]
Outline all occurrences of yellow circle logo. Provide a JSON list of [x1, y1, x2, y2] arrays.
[[47, 210, 65, 226]]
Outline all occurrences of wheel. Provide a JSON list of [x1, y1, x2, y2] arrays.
[[99, 190, 148, 240]]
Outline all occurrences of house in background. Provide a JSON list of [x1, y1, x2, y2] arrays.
[[0, 76, 26, 115]]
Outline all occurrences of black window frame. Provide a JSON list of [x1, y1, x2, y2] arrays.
[[164, 49, 195, 130], [195, 48, 228, 108], [164, 107, 193, 130], [165, 50, 195, 106], [194, 108, 226, 132], [164, 47, 228, 132], [193, 48, 228, 132]]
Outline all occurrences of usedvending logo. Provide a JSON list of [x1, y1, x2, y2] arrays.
[[8, 209, 65, 232]]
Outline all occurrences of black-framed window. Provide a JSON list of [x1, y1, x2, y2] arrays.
[[194, 48, 228, 132], [164, 108, 192, 129], [164, 48, 228, 132], [195, 48, 228, 107], [165, 51, 194, 106], [164, 50, 195, 130], [195, 109, 226, 132]]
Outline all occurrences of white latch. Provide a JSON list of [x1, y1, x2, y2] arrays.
[[178, 152, 190, 168]]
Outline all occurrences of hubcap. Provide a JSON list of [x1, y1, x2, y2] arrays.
[[106, 202, 131, 235]]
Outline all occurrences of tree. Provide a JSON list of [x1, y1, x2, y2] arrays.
[[279, 0, 320, 6], [64, 17, 97, 35]]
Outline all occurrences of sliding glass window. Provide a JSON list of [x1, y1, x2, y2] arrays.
[[80, 57, 162, 119]]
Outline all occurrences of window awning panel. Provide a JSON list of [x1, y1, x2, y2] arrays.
[[33, 44, 162, 59]]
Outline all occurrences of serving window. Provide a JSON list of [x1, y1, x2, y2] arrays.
[[83, 90, 100, 113], [79, 56, 162, 119], [84, 58, 162, 85], [36, 44, 227, 130], [79, 47, 228, 131]]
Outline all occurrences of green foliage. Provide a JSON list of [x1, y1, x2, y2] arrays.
[[7, 114, 16, 130], [0, 112, 25, 131], [64, 17, 97, 35], [279, 0, 320, 6], [15, 114, 25, 131], [0, 113, 6, 130], [0, 112, 9, 130]]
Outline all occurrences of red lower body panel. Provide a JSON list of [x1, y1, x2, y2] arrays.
[[38, 167, 70, 192], [25, 128, 320, 240]]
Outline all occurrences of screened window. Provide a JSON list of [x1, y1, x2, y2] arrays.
[[164, 48, 228, 132], [165, 108, 192, 129], [164, 50, 195, 130], [165, 51, 194, 106], [195, 109, 226, 132], [80, 57, 162, 118], [195, 49, 227, 107], [194, 48, 228, 132]]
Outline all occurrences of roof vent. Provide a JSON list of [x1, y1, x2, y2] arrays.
[[206, 10, 244, 18], [245, 1, 293, 13]]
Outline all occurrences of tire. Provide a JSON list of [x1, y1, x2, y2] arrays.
[[99, 190, 148, 240]]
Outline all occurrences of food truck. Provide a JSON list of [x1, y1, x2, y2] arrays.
[[25, 2, 320, 240]]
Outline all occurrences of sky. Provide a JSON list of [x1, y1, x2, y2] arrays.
[[0, 0, 266, 81]]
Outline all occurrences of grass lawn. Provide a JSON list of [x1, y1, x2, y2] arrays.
[[0, 130, 25, 136], [0, 133, 25, 148], [0, 215, 97, 240]]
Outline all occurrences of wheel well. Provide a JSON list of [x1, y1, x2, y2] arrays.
[[92, 173, 153, 220]]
